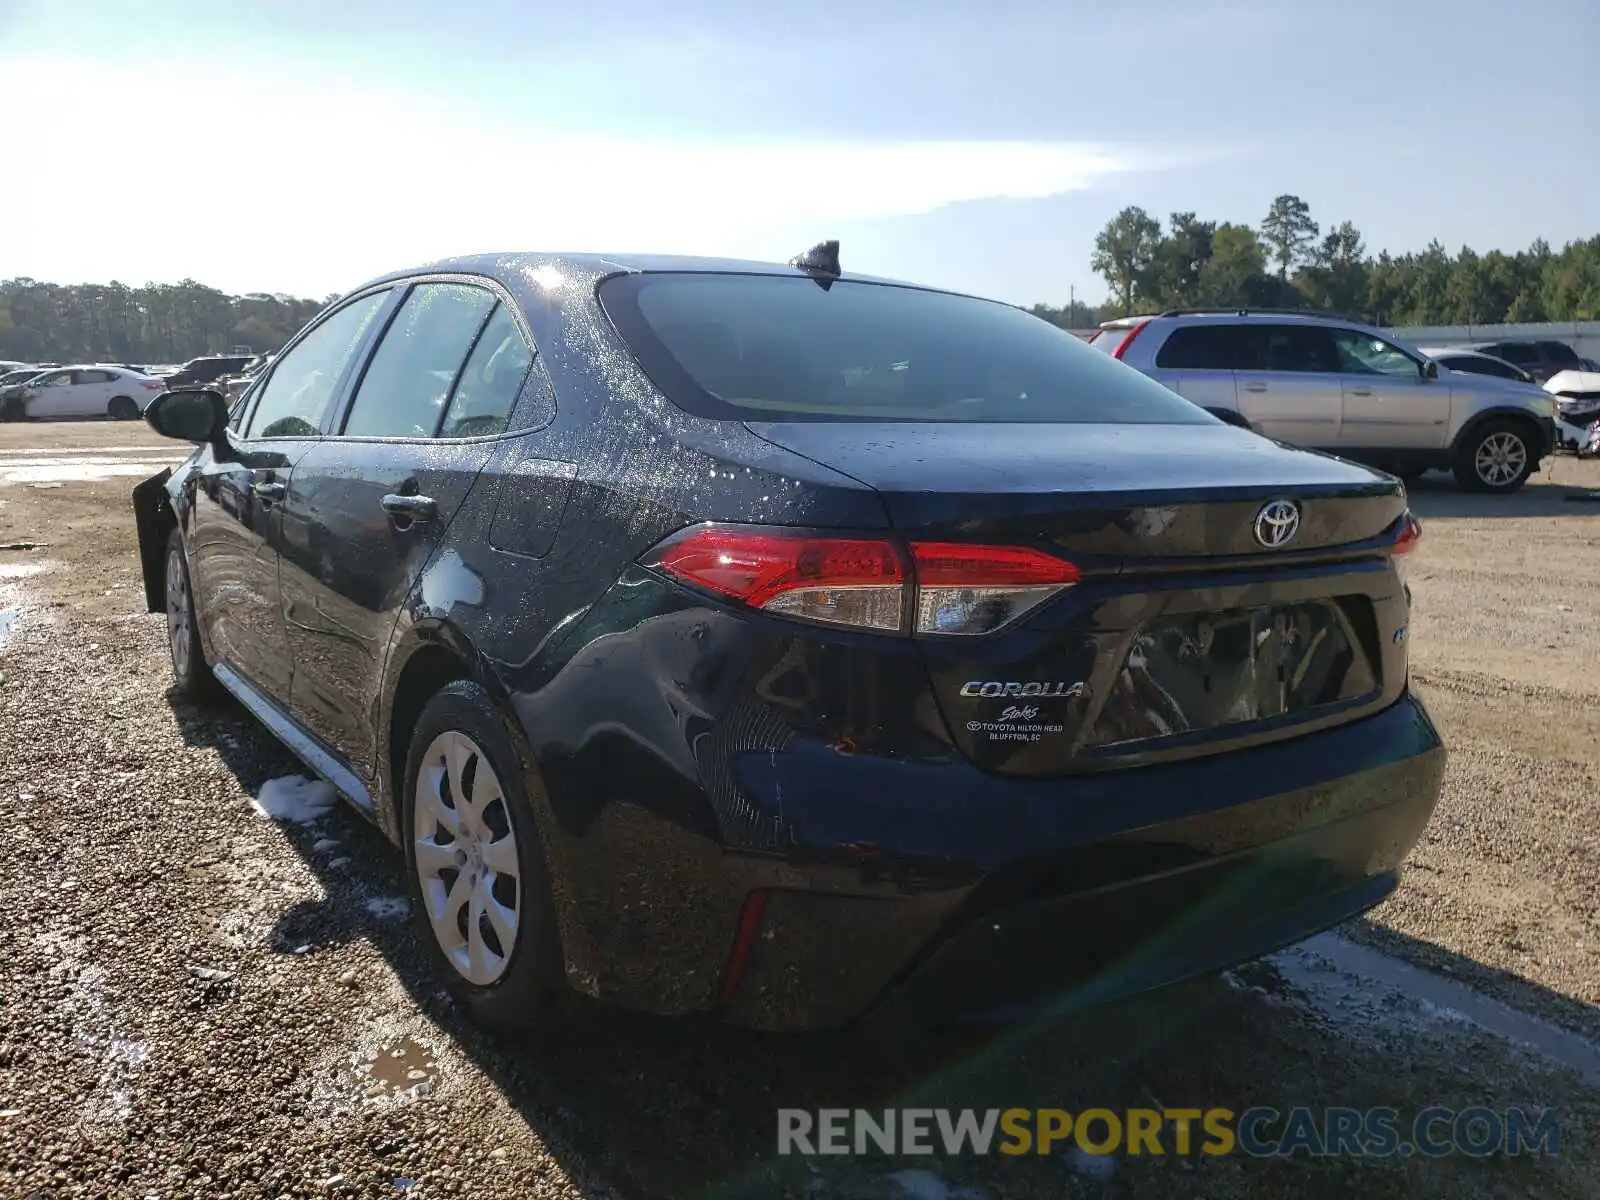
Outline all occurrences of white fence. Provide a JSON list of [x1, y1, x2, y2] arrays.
[[1386, 321, 1600, 359]]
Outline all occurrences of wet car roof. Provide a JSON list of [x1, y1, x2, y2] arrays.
[[359, 251, 939, 297]]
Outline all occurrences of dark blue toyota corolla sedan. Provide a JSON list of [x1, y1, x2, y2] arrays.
[[131, 246, 1444, 1032]]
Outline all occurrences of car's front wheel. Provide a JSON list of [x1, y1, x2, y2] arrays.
[[0, 397, 26, 422], [1453, 420, 1537, 493], [402, 680, 562, 1028], [107, 395, 140, 420], [164, 528, 220, 699]]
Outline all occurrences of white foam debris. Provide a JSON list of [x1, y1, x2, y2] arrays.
[[365, 897, 410, 920], [251, 776, 337, 824]]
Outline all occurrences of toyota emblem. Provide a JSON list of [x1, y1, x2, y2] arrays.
[[1254, 500, 1301, 548]]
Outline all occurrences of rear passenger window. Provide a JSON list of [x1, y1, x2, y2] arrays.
[[1155, 326, 1235, 369], [1249, 326, 1339, 373], [438, 305, 532, 439], [342, 283, 498, 438]]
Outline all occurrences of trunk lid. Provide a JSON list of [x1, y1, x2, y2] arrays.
[[745, 421, 1404, 557], [747, 420, 1409, 775]]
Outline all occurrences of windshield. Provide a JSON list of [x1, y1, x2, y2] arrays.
[[600, 274, 1210, 424]]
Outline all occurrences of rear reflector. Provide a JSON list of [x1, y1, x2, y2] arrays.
[[716, 890, 768, 1006], [643, 524, 1078, 636]]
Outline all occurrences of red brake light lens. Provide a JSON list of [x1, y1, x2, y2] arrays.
[[644, 525, 1079, 636], [1392, 510, 1422, 555], [645, 526, 906, 632]]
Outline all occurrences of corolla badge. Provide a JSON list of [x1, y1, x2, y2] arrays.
[[1253, 499, 1301, 548], [959, 681, 1086, 699]]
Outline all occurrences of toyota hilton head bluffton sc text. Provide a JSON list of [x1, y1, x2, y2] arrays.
[[131, 243, 1445, 1032]]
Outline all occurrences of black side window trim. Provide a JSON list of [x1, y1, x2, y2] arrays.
[[321, 273, 541, 443]]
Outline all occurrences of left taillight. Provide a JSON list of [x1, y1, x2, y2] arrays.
[[139, 379, 165, 390], [641, 524, 1079, 636]]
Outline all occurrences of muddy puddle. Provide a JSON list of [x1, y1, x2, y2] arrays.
[[359, 1035, 439, 1098]]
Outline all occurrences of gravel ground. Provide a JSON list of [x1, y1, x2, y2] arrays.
[[2, 425, 1599, 1199]]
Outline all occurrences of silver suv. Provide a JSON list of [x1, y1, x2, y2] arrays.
[[1091, 310, 1556, 493]]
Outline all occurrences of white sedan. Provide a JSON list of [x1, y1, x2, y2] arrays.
[[0, 366, 167, 421]]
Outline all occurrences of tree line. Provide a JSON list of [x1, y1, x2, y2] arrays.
[[0, 278, 332, 365], [1028, 194, 1600, 332]]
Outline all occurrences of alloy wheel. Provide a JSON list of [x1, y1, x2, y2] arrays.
[[165, 545, 190, 678], [1475, 431, 1527, 487], [412, 730, 522, 986]]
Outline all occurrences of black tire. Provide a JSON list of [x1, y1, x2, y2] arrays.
[[1452, 419, 1538, 493], [401, 679, 563, 1029], [1205, 407, 1254, 430], [107, 395, 139, 420], [164, 527, 222, 699], [0, 397, 26, 422]]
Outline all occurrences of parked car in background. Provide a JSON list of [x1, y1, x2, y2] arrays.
[[1545, 367, 1600, 453], [1418, 346, 1535, 384], [1460, 339, 1582, 383], [0, 365, 165, 420], [0, 360, 32, 374], [133, 250, 1442, 1034], [218, 352, 277, 405], [1093, 310, 1555, 492], [162, 355, 255, 389], [0, 368, 45, 390]]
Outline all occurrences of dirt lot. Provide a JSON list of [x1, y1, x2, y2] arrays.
[[2, 422, 1599, 1199]]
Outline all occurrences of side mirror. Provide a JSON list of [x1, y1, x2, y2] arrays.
[[145, 387, 230, 446], [1422, 359, 1439, 381]]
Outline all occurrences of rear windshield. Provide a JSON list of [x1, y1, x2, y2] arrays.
[[600, 274, 1211, 424], [1088, 326, 1139, 357]]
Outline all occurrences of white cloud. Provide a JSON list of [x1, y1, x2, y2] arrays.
[[0, 60, 1133, 293]]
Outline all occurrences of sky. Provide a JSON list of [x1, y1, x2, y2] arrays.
[[0, 0, 1596, 307]]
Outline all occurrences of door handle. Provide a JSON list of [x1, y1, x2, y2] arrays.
[[380, 493, 438, 523], [1243, 382, 1268, 393], [251, 480, 286, 502], [1348, 387, 1373, 396]]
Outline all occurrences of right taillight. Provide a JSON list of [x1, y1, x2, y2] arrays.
[[642, 524, 1079, 636], [1391, 510, 1421, 590]]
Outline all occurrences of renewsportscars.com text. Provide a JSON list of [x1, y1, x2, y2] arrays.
[[777, 1106, 1560, 1159]]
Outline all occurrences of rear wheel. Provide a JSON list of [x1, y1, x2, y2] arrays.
[[1453, 420, 1536, 493], [402, 680, 563, 1028], [165, 528, 221, 699], [107, 395, 139, 420]]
